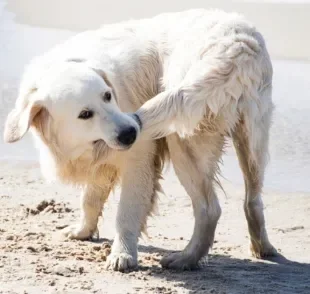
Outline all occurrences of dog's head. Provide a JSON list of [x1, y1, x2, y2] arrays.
[[4, 61, 141, 165]]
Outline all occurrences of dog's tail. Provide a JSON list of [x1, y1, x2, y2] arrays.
[[136, 30, 275, 144], [136, 39, 273, 149]]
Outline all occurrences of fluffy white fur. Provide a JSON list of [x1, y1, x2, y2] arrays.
[[4, 9, 276, 271]]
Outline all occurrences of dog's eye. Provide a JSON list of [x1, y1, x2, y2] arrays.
[[103, 91, 112, 102], [78, 110, 94, 120]]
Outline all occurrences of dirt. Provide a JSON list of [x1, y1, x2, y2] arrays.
[[24, 199, 72, 216], [0, 161, 309, 294]]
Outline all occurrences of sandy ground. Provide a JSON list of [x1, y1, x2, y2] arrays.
[[0, 160, 309, 294]]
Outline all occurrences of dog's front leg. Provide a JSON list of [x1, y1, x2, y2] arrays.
[[62, 184, 110, 240], [106, 143, 157, 271]]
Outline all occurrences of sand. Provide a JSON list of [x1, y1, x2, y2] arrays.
[[0, 161, 309, 293], [0, 1, 310, 293]]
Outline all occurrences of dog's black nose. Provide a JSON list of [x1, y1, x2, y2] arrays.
[[117, 126, 137, 146]]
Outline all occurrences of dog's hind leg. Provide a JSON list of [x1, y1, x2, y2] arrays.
[[232, 90, 277, 258], [62, 184, 111, 240], [161, 132, 224, 270], [135, 34, 277, 260]]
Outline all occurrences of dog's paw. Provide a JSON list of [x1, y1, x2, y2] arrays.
[[105, 252, 137, 272], [160, 252, 199, 270], [61, 224, 98, 240], [250, 241, 278, 259]]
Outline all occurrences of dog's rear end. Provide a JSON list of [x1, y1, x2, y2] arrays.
[[136, 13, 276, 268]]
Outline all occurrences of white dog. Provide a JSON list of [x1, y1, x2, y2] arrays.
[[4, 9, 276, 271]]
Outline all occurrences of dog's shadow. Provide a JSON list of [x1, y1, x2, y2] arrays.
[[95, 238, 310, 294]]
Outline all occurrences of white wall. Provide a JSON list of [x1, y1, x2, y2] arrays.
[[7, 0, 310, 60]]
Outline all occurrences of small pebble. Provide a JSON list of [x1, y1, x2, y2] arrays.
[[27, 246, 37, 253]]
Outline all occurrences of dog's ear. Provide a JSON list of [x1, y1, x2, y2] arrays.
[[66, 58, 114, 90], [91, 68, 118, 103], [4, 91, 47, 143], [91, 68, 113, 88]]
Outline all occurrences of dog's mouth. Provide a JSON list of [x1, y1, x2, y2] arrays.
[[93, 139, 104, 145], [92, 139, 110, 162], [92, 138, 131, 151], [92, 115, 140, 151]]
